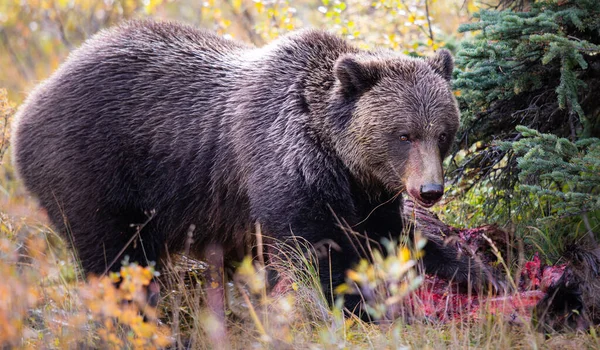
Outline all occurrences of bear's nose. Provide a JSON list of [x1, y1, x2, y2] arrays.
[[420, 184, 444, 202]]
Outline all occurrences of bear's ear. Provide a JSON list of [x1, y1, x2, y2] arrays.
[[334, 55, 380, 97], [427, 49, 454, 81]]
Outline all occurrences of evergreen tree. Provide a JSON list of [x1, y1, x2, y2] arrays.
[[507, 126, 599, 233], [450, 0, 600, 241]]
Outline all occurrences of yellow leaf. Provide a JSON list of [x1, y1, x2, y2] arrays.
[[344, 318, 355, 328], [467, 0, 480, 13], [399, 247, 411, 263], [255, 2, 264, 14], [334, 283, 350, 294], [232, 0, 242, 11], [346, 270, 361, 282]]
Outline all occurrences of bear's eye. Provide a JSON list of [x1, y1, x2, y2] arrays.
[[400, 135, 410, 142], [439, 133, 448, 143]]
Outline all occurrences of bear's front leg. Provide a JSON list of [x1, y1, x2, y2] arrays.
[[266, 217, 366, 314], [252, 187, 367, 316], [421, 234, 504, 293]]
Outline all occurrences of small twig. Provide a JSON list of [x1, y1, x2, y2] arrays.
[[0, 90, 13, 163], [102, 209, 156, 276], [52, 5, 74, 49], [235, 281, 268, 338], [0, 29, 33, 81], [424, 0, 435, 43], [173, 224, 195, 348], [254, 222, 269, 330], [224, 0, 264, 46], [582, 212, 596, 241], [568, 110, 577, 141]]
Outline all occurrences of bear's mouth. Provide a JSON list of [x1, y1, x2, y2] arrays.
[[415, 198, 437, 208], [407, 189, 440, 208]]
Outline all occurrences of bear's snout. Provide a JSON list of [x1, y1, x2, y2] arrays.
[[419, 183, 444, 203], [407, 186, 444, 208], [404, 142, 445, 208]]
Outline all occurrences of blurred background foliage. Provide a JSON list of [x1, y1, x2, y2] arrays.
[[0, 0, 477, 102]]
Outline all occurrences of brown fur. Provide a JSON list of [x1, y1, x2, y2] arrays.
[[535, 241, 600, 331], [12, 20, 477, 315]]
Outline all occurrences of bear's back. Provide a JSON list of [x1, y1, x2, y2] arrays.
[[11, 21, 254, 240], [10, 22, 362, 271]]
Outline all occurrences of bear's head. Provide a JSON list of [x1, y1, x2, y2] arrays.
[[330, 49, 459, 208]]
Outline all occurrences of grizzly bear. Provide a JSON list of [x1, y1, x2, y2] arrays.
[[12, 20, 494, 314]]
